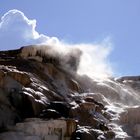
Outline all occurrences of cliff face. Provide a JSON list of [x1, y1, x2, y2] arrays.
[[0, 46, 140, 140]]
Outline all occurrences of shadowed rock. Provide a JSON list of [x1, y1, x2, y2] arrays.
[[46, 101, 70, 118], [1, 46, 140, 139], [39, 109, 61, 119]]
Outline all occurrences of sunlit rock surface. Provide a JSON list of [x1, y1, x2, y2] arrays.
[[0, 46, 140, 140], [0, 118, 76, 140]]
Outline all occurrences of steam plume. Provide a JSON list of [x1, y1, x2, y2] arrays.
[[0, 9, 113, 78]]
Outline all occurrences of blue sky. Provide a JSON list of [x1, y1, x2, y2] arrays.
[[0, 0, 140, 76]]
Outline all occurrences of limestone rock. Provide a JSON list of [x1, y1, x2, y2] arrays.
[[71, 126, 105, 140], [104, 130, 115, 139], [0, 132, 41, 140], [67, 79, 81, 92], [46, 101, 70, 118], [7, 71, 31, 86], [15, 118, 76, 140], [69, 102, 108, 129], [0, 104, 18, 130], [39, 109, 61, 119], [2, 46, 140, 139], [120, 106, 140, 124], [133, 124, 140, 137]]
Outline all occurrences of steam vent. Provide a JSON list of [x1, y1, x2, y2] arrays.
[[1, 45, 140, 140]]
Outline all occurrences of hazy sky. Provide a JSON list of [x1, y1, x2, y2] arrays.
[[0, 0, 140, 76]]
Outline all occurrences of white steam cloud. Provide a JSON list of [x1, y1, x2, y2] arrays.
[[0, 9, 114, 78]]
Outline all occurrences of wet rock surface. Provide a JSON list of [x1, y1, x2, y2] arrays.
[[0, 46, 140, 139]]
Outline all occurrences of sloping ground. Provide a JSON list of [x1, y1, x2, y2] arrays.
[[0, 46, 140, 140]]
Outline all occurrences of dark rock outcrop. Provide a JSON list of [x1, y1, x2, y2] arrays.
[[1, 46, 140, 140], [71, 126, 105, 140], [0, 47, 114, 140]]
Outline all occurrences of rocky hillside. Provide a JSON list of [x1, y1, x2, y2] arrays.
[[0, 46, 140, 140]]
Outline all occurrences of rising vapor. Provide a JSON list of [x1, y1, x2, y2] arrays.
[[0, 9, 114, 78]]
